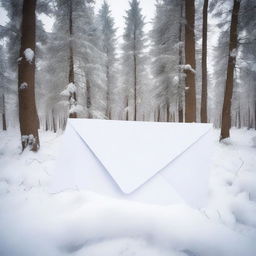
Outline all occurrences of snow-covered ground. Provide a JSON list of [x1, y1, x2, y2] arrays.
[[0, 128, 256, 256]]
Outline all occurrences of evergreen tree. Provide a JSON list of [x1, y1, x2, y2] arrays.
[[121, 0, 147, 121], [151, 0, 184, 122], [97, 1, 117, 119]]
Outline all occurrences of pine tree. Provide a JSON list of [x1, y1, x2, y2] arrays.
[[97, 1, 117, 119], [151, 0, 184, 122], [121, 0, 147, 121]]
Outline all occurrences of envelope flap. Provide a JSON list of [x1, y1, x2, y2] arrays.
[[69, 119, 212, 194]]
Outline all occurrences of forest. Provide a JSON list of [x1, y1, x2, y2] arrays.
[[0, 1, 256, 256], [0, 0, 255, 151]]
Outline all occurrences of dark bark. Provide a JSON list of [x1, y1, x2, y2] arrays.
[[68, 0, 77, 119], [200, 0, 208, 123], [178, 2, 184, 123], [52, 110, 56, 133], [184, 0, 196, 123], [86, 79, 92, 118], [220, 0, 240, 140], [133, 28, 137, 121], [106, 65, 111, 118], [2, 94, 6, 131], [18, 0, 40, 151]]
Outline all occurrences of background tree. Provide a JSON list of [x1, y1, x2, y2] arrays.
[[200, 0, 208, 123], [220, 0, 240, 140], [184, 0, 196, 123], [150, 0, 184, 122], [18, 0, 40, 151], [121, 0, 147, 121], [97, 1, 117, 119]]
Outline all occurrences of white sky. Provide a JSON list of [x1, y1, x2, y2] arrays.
[[15, 0, 156, 38], [95, 0, 156, 38]]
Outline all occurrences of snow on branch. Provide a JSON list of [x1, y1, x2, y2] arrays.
[[180, 64, 196, 73], [60, 83, 76, 97]]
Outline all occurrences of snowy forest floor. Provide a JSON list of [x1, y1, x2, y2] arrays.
[[0, 128, 256, 256]]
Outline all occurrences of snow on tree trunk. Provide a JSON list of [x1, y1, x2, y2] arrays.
[[18, 0, 40, 151], [184, 0, 196, 123], [220, 0, 240, 141], [68, 0, 77, 119]]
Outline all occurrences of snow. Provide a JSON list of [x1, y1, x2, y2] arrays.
[[24, 48, 34, 63], [0, 128, 256, 256], [180, 64, 196, 73], [61, 83, 76, 97], [230, 48, 237, 57], [69, 104, 83, 114], [19, 82, 28, 90]]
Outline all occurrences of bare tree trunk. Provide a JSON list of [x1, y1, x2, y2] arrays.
[[178, 2, 184, 123], [106, 65, 111, 119], [184, 0, 196, 123], [220, 0, 240, 141], [133, 48, 137, 121], [86, 79, 92, 118], [18, 0, 40, 151], [133, 27, 137, 121], [2, 94, 6, 131], [52, 109, 57, 133], [200, 0, 208, 123], [68, 0, 77, 119]]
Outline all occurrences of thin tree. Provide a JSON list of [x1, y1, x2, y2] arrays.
[[121, 0, 146, 121], [2, 95, 6, 131], [68, 0, 77, 118], [220, 0, 240, 140], [184, 0, 196, 123], [178, 1, 184, 123], [200, 0, 208, 123], [98, 1, 117, 119], [18, 0, 40, 151]]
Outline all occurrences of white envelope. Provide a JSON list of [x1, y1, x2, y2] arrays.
[[51, 119, 214, 208]]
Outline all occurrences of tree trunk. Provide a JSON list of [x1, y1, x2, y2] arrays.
[[86, 79, 92, 118], [68, 0, 77, 119], [184, 0, 196, 123], [133, 53, 137, 121], [133, 28, 137, 121], [106, 65, 111, 119], [200, 0, 208, 123], [220, 0, 240, 140], [2, 94, 6, 131], [178, 2, 184, 123], [18, 0, 40, 151], [52, 109, 57, 133]]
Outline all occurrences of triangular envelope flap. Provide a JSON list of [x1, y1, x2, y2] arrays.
[[69, 119, 212, 194]]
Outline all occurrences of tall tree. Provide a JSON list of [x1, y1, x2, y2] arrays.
[[97, 1, 117, 119], [151, 0, 184, 122], [121, 0, 147, 121], [0, 46, 7, 130], [220, 0, 240, 140], [18, 0, 40, 151], [184, 0, 196, 122], [68, 0, 77, 118], [200, 0, 208, 123]]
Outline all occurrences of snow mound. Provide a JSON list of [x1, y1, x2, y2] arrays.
[[0, 128, 256, 256]]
